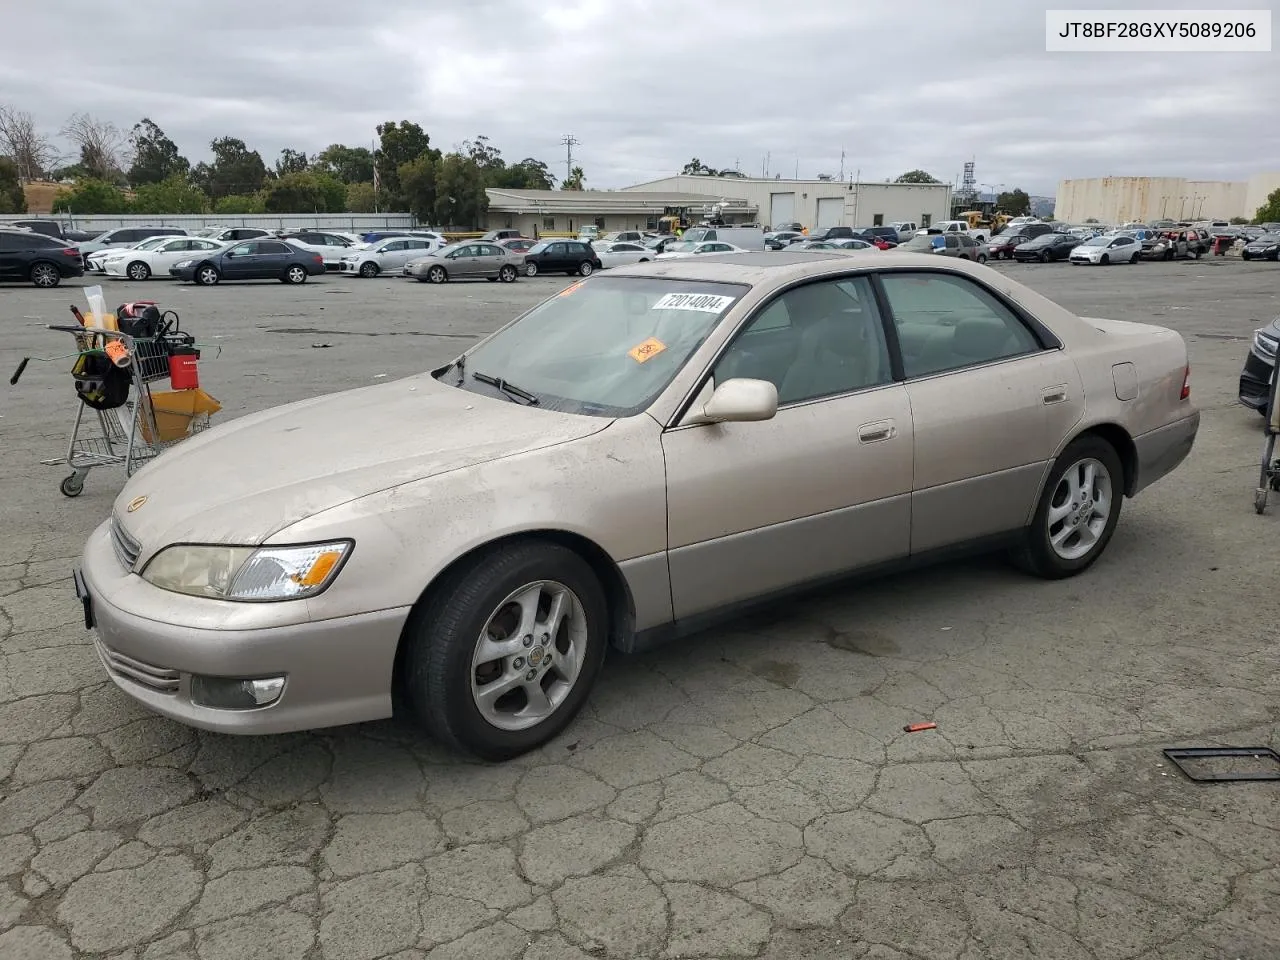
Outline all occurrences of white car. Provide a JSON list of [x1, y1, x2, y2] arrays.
[[85, 236, 172, 274], [103, 237, 228, 280], [595, 241, 657, 269], [338, 237, 438, 277], [282, 231, 364, 271], [1069, 234, 1141, 265], [655, 240, 750, 260]]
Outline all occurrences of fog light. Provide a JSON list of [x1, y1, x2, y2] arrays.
[[190, 675, 285, 709]]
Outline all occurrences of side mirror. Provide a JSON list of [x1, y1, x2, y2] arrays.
[[689, 378, 778, 425]]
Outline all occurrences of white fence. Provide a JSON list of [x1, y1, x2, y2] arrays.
[[0, 212, 419, 232]]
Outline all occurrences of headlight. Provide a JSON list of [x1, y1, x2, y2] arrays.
[[141, 541, 352, 601], [1253, 330, 1278, 361], [174, 259, 195, 268]]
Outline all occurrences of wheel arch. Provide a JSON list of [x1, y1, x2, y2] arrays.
[[1052, 423, 1138, 498], [28, 258, 62, 277], [391, 529, 636, 698]]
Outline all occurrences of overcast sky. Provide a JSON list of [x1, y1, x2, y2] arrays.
[[2, 0, 1275, 195]]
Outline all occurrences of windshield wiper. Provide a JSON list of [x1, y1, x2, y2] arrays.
[[471, 371, 540, 405]]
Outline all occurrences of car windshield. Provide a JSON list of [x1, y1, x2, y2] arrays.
[[901, 236, 939, 252], [527, 241, 551, 254], [1078, 238, 1108, 247], [664, 241, 696, 253], [444, 277, 749, 418]]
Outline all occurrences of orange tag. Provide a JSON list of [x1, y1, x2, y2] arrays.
[[628, 337, 667, 363], [104, 340, 130, 367], [559, 282, 582, 297]]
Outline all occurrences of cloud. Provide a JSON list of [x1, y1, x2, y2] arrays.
[[1, 0, 1275, 194]]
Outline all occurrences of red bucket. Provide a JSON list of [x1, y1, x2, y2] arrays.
[[169, 350, 200, 390]]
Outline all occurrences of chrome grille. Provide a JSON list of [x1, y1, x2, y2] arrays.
[[97, 641, 181, 694], [109, 515, 142, 571]]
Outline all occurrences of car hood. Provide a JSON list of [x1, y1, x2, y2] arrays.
[[113, 374, 610, 550]]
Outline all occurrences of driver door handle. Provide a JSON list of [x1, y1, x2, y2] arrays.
[[858, 420, 896, 443]]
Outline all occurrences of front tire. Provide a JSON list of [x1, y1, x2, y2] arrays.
[[525, 262, 538, 277], [1100, 254, 1110, 265], [427, 265, 446, 284], [30, 262, 61, 287], [1040, 251, 1051, 263], [1011, 435, 1123, 579], [126, 261, 151, 281], [194, 265, 220, 286], [358, 261, 379, 278], [977, 253, 988, 264], [403, 541, 608, 760]]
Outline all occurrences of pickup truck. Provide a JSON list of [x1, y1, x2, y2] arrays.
[[890, 221, 918, 241], [917, 220, 989, 243]]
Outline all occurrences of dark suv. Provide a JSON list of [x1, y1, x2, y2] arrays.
[[811, 226, 855, 241], [0, 229, 85, 287], [522, 240, 601, 277]]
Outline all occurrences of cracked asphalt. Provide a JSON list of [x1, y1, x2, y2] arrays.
[[1, 259, 1278, 960]]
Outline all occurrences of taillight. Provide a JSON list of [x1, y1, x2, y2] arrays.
[[313, 254, 323, 262], [61, 248, 79, 257], [1180, 364, 1191, 400]]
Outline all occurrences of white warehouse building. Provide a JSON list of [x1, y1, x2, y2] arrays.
[[622, 174, 953, 231], [1055, 172, 1280, 225]]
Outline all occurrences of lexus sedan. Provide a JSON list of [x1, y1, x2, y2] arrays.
[[78, 252, 1198, 760], [403, 241, 523, 283], [594, 241, 657, 268], [1012, 233, 1079, 263], [170, 238, 325, 285], [85, 234, 173, 274], [1239, 317, 1279, 413], [1241, 233, 1280, 261], [986, 233, 1030, 260], [105, 237, 228, 280]]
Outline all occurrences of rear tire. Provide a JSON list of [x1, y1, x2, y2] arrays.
[[284, 265, 307, 284], [1010, 435, 1124, 579], [499, 265, 516, 282], [402, 541, 608, 760], [977, 253, 988, 264], [578, 260, 594, 277]]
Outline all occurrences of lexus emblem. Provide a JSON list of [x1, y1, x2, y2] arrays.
[[126, 495, 148, 513]]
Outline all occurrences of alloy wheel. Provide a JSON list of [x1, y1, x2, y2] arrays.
[[1046, 457, 1113, 561]]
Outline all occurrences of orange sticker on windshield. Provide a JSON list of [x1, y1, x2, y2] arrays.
[[628, 337, 667, 363]]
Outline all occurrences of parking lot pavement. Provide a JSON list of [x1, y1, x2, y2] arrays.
[[2, 262, 1278, 959]]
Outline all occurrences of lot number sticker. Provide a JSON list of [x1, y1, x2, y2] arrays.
[[628, 337, 668, 363], [652, 292, 735, 313]]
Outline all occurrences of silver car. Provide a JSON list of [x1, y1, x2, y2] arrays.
[[78, 252, 1198, 760], [403, 241, 523, 283]]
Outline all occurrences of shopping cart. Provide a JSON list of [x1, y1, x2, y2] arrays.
[[11, 308, 220, 497], [1255, 358, 1280, 514]]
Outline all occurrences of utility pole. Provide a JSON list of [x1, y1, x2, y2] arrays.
[[560, 134, 579, 185], [839, 149, 845, 182]]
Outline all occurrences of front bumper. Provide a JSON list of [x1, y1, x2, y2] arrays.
[[78, 520, 409, 734], [1132, 410, 1200, 495], [1239, 348, 1274, 410]]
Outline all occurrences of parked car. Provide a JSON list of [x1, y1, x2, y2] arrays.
[[828, 238, 879, 252], [1141, 232, 1201, 261], [643, 235, 681, 255], [655, 240, 750, 260], [810, 226, 856, 241], [0, 228, 84, 287], [78, 254, 1199, 759], [498, 238, 537, 255], [764, 231, 804, 250], [280, 231, 361, 270], [338, 237, 437, 277], [190, 227, 271, 244], [1239, 318, 1279, 413], [852, 226, 902, 247], [899, 233, 986, 262], [598, 231, 645, 244], [522, 239, 601, 277], [1012, 233, 1079, 263], [1069, 235, 1141, 265], [918, 220, 988, 242], [481, 229, 524, 242], [85, 235, 175, 274], [402, 242, 523, 283], [3, 218, 82, 242], [890, 221, 918, 241], [78, 226, 187, 256], [595, 241, 657, 268], [987, 233, 1030, 260], [170, 238, 325, 285], [104, 237, 228, 280], [1241, 232, 1280, 261]]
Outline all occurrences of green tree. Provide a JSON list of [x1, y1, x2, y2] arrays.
[[1252, 189, 1280, 223], [130, 175, 209, 214], [194, 137, 269, 199], [261, 170, 346, 213], [345, 181, 376, 211], [374, 121, 434, 207], [433, 152, 488, 227], [275, 147, 309, 176], [493, 158, 556, 190], [128, 118, 189, 185], [1229, 216, 1249, 225], [213, 193, 265, 214], [315, 144, 374, 184], [52, 177, 130, 214], [561, 166, 585, 191], [0, 157, 26, 212], [398, 154, 438, 222], [894, 169, 941, 184], [995, 188, 1031, 216], [682, 158, 712, 175]]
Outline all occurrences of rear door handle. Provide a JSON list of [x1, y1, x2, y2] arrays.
[[1042, 385, 1068, 404], [858, 420, 896, 443]]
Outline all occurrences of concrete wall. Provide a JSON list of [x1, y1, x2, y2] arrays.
[[622, 176, 952, 230], [0, 213, 417, 232], [1056, 175, 1280, 223]]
